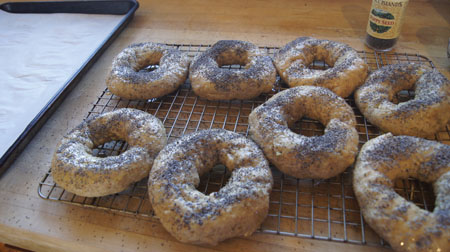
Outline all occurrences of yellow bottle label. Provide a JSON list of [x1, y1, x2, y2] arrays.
[[366, 0, 409, 39]]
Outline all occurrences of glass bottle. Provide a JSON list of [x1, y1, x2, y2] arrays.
[[365, 0, 409, 51]]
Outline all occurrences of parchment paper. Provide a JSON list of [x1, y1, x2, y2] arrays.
[[0, 10, 124, 158]]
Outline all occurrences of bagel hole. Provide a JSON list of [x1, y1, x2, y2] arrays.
[[392, 89, 415, 104], [308, 60, 332, 70], [393, 178, 435, 212], [216, 50, 249, 69], [92, 140, 128, 157], [197, 164, 231, 195], [220, 64, 245, 70], [289, 117, 325, 136], [138, 64, 159, 73], [136, 52, 162, 72]]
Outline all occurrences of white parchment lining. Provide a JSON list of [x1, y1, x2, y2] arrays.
[[0, 11, 124, 158]]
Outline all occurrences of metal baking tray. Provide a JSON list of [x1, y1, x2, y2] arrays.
[[0, 0, 139, 176], [38, 44, 450, 249]]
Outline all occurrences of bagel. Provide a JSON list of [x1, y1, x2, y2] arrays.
[[148, 129, 273, 245], [273, 37, 368, 97], [248, 86, 359, 179], [354, 133, 450, 252], [355, 63, 450, 137], [106, 42, 190, 100], [52, 108, 166, 197], [189, 40, 276, 100]]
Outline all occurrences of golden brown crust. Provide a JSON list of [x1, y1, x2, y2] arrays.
[[51, 108, 167, 197], [354, 133, 450, 252], [189, 40, 276, 100], [355, 63, 450, 137], [273, 37, 368, 97], [106, 42, 190, 99], [248, 86, 358, 179], [148, 129, 273, 245]]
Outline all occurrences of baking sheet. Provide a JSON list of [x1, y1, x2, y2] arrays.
[[0, 0, 138, 175]]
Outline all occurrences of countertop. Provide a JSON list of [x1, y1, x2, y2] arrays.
[[0, 0, 449, 251]]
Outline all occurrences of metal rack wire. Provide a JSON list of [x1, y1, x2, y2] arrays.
[[38, 44, 448, 248]]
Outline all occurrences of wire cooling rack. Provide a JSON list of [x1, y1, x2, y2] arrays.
[[38, 44, 449, 248]]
